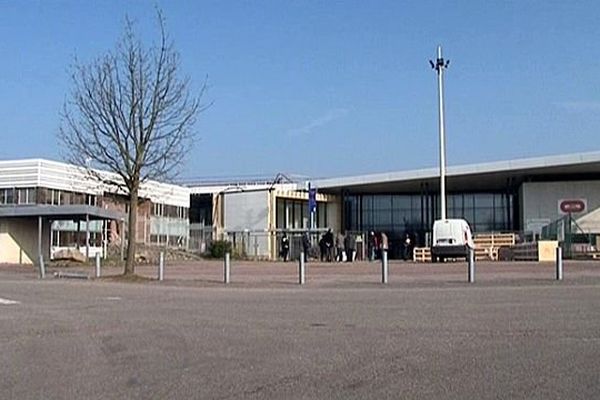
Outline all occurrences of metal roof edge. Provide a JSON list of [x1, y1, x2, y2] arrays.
[[313, 150, 600, 189]]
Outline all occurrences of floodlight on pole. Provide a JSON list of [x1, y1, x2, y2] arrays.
[[430, 45, 449, 220]]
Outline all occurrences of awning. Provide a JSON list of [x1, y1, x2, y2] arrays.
[[0, 205, 125, 220]]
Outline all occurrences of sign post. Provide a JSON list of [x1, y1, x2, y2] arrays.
[[308, 184, 317, 231]]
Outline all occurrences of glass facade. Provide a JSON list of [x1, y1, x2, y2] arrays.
[[344, 192, 515, 256], [276, 198, 327, 230]]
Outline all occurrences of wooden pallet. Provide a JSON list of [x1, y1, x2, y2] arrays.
[[474, 246, 498, 261], [413, 247, 431, 262], [511, 242, 538, 261], [473, 233, 516, 261], [414, 232, 517, 262], [413, 247, 468, 263], [473, 233, 516, 248]]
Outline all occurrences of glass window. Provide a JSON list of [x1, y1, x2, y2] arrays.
[[293, 202, 302, 229], [392, 195, 411, 209], [373, 195, 391, 210], [276, 199, 284, 229], [317, 202, 327, 228], [475, 194, 494, 208], [6, 189, 14, 204]]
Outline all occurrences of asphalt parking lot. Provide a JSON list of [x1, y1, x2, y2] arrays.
[[1, 260, 599, 399]]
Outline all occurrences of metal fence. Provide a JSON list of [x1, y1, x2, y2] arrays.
[[209, 230, 368, 261], [189, 223, 214, 254]]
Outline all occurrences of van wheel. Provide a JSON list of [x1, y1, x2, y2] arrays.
[[431, 255, 437, 263]]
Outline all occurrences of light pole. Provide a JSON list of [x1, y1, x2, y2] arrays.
[[430, 46, 450, 220]]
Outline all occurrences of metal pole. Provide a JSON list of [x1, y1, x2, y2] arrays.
[[468, 247, 475, 283], [85, 214, 90, 260], [431, 45, 449, 220], [120, 219, 125, 261], [299, 252, 305, 285], [38, 256, 45, 279], [158, 251, 164, 281], [556, 246, 563, 281], [38, 216, 45, 279], [95, 252, 101, 278], [224, 252, 231, 284], [381, 250, 388, 284]]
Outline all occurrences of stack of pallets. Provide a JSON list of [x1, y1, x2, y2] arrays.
[[473, 233, 516, 261], [413, 247, 431, 262], [412, 233, 517, 263]]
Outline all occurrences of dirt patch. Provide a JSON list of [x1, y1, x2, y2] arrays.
[[98, 274, 156, 283]]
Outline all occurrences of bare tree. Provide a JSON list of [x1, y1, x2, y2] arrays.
[[60, 11, 208, 275]]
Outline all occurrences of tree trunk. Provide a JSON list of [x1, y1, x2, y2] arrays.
[[125, 188, 139, 275]]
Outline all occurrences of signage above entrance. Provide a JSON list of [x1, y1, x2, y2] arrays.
[[558, 199, 587, 214]]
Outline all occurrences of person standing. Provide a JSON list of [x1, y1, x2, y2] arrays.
[[280, 232, 290, 262], [336, 231, 345, 262], [380, 232, 389, 259], [368, 231, 376, 262], [344, 232, 356, 262], [324, 228, 334, 262], [302, 232, 311, 262], [319, 234, 327, 261], [403, 233, 412, 261]]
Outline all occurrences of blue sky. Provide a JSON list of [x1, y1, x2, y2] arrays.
[[1, 1, 599, 181]]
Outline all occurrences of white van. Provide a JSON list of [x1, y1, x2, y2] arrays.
[[431, 219, 474, 262]]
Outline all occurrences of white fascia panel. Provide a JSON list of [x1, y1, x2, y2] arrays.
[[189, 182, 298, 195], [0, 158, 190, 208], [0, 159, 44, 188]]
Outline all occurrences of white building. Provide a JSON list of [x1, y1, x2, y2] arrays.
[[0, 159, 190, 264]]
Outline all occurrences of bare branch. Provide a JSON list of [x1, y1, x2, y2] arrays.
[[58, 9, 210, 274]]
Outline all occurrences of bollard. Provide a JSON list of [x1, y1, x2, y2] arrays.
[[468, 247, 475, 283], [95, 252, 101, 278], [158, 251, 164, 281], [381, 250, 388, 284], [38, 256, 46, 279], [299, 252, 305, 285], [556, 246, 563, 281], [224, 252, 231, 284]]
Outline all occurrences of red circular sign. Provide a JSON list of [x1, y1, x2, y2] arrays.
[[560, 200, 585, 213]]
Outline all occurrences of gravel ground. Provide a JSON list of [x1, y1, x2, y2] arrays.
[[1, 260, 599, 399]]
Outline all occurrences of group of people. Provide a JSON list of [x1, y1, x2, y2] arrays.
[[279, 230, 414, 262], [278, 229, 357, 262], [317, 229, 357, 263], [367, 231, 413, 261]]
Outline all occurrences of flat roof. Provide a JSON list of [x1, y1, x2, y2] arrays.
[[312, 151, 600, 193], [0, 205, 125, 220]]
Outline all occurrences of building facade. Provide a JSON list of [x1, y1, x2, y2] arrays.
[[188, 151, 600, 260], [0, 159, 190, 264]]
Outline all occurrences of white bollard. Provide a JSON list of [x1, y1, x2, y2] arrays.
[[381, 250, 388, 284], [556, 246, 563, 281], [95, 252, 101, 278], [468, 247, 475, 283], [299, 252, 305, 285], [158, 251, 164, 281], [224, 252, 231, 284]]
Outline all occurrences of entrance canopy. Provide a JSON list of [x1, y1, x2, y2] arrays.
[[0, 205, 125, 221]]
